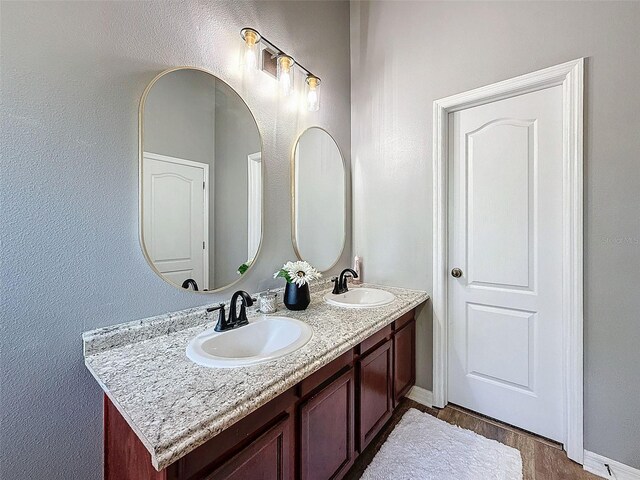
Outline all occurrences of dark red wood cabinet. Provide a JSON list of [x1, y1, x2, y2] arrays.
[[358, 339, 393, 451], [393, 317, 416, 405], [300, 369, 355, 480], [105, 310, 417, 480], [205, 414, 293, 480]]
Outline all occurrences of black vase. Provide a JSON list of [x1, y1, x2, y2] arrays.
[[283, 282, 311, 311]]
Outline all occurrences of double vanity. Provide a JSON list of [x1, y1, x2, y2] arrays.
[[83, 283, 428, 479], [81, 63, 429, 480]]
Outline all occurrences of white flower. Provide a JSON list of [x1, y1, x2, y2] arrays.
[[281, 260, 322, 287]]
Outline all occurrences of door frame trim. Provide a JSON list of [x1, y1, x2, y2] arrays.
[[432, 58, 584, 462], [247, 152, 262, 261]]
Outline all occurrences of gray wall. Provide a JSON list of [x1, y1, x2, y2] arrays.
[[213, 84, 261, 287], [351, 0, 640, 468], [144, 69, 216, 166], [0, 1, 351, 479]]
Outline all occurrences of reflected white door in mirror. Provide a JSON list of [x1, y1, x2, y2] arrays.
[[139, 67, 263, 292], [142, 152, 209, 290], [292, 127, 346, 272]]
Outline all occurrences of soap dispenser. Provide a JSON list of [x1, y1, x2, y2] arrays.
[[353, 256, 363, 285]]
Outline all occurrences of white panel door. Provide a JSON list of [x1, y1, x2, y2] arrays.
[[448, 86, 564, 441], [143, 153, 208, 290]]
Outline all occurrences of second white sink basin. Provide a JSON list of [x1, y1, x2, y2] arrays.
[[324, 287, 396, 308], [186, 316, 313, 368]]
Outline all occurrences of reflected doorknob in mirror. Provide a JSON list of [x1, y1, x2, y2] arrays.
[[451, 268, 463, 278]]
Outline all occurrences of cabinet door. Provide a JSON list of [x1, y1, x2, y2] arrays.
[[358, 339, 393, 451], [204, 414, 293, 480], [393, 319, 416, 405], [300, 369, 355, 480]]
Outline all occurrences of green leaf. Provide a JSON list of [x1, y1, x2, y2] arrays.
[[274, 269, 293, 283]]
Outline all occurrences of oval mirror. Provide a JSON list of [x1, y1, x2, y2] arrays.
[[292, 127, 346, 271], [140, 68, 262, 292]]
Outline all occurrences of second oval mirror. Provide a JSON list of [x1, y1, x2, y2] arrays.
[[292, 127, 346, 271]]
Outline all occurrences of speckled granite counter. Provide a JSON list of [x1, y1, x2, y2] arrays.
[[83, 283, 428, 471]]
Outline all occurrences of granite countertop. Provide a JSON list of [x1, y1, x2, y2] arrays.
[[83, 283, 429, 471]]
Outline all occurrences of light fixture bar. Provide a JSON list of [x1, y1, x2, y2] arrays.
[[240, 27, 320, 84]]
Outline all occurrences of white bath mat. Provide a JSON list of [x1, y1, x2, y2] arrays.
[[361, 408, 523, 480]]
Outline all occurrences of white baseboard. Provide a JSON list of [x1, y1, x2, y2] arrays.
[[406, 386, 433, 407], [584, 450, 640, 480]]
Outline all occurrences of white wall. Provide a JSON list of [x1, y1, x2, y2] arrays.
[[0, 1, 350, 479], [351, 0, 640, 468]]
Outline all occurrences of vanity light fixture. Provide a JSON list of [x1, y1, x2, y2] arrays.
[[240, 28, 261, 71], [240, 27, 321, 110], [305, 75, 321, 112]]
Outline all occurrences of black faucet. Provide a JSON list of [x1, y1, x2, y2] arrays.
[[332, 268, 359, 294], [228, 290, 255, 328]]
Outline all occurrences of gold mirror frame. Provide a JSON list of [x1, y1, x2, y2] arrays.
[[138, 66, 264, 293], [291, 127, 347, 272]]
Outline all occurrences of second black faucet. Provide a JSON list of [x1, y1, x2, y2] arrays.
[[331, 268, 359, 295]]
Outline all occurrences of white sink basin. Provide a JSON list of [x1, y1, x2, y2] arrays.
[[186, 316, 313, 368], [324, 287, 396, 308]]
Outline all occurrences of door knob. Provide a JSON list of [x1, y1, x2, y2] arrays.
[[451, 268, 463, 278]]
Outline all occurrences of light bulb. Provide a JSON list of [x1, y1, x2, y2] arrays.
[[277, 55, 295, 96], [305, 75, 321, 111], [280, 71, 291, 95], [307, 89, 318, 108], [240, 28, 260, 71], [243, 48, 257, 70]]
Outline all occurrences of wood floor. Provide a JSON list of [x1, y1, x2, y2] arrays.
[[345, 398, 600, 480]]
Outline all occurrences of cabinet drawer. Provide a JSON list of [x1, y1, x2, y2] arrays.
[[299, 349, 354, 398], [359, 325, 392, 356], [392, 310, 414, 331]]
